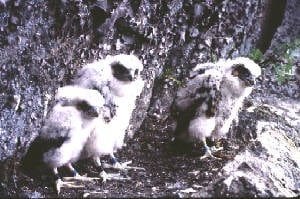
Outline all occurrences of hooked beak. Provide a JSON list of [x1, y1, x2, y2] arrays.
[[86, 106, 100, 117], [133, 69, 139, 81], [132, 75, 138, 81], [244, 76, 255, 87], [128, 74, 133, 81]]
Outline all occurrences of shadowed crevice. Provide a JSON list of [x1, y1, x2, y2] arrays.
[[257, 0, 287, 53]]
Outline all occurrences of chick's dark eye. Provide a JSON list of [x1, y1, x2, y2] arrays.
[[76, 101, 90, 111], [232, 70, 239, 77], [134, 69, 139, 75], [111, 62, 129, 75]]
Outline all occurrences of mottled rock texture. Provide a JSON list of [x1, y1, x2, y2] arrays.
[[0, 0, 299, 197]]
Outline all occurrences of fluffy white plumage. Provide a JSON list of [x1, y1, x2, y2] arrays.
[[74, 54, 144, 97], [73, 54, 144, 171], [172, 57, 261, 158], [0, 0, 8, 5], [22, 85, 105, 193], [42, 86, 105, 168]]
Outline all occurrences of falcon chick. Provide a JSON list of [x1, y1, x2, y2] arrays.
[[21, 85, 105, 194], [172, 57, 261, 159], [73, 54, 145, 178]]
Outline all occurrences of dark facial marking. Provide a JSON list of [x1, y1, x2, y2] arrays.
[[205, 97, 215, 117], [232, 64, 254, 86], [76, 100, 99, 117], [111, 62, 133, 82]]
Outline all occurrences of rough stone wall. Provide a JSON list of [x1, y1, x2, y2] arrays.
[[266, 0, 300, 52], [1, 0, 299, 197], [0, 0, 264, 162]]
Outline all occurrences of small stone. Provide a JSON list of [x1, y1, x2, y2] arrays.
[[180, 188, 197, 193], [116, 39, 122, 50], [31, 112, 37, 121], [194, 3, 204, 18], [103, 43, 111, 51], [205, 38, 212, 47], [188, 170, 200, 176], [10, 94, 21, 111], [192, 184, 203, 189], [189, 27, 199, 38]]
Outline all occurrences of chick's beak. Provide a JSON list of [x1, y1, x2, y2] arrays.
[[244, 76, 255, 87], [128, 75, 133, 81], [133, 69, 139, 81], [87, 107, 100, 117]]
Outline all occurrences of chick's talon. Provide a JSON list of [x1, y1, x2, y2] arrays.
[[55, 179, 85, 194], [200, 148, 221, 160], [100, 170, 108, 182], [103, 160, 145, 171], [210, 146, 223, 153]]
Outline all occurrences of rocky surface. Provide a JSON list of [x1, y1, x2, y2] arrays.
[[0, 0, 299, 197], [194, 100, 300, 197]]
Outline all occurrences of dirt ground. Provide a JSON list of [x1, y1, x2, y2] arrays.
[[14, 110, 247, 198]]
